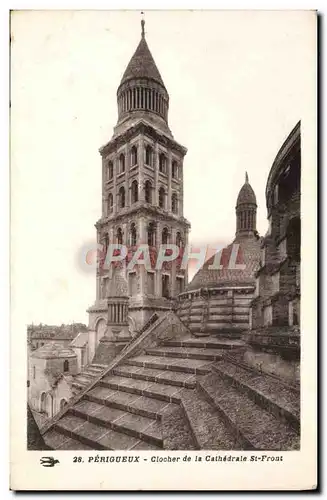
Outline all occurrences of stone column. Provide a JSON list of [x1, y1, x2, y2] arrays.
[[167, 150, 172, 214], [113, 153, 118, 215], [122, 222, 127, 246], [138, 135, 145, 202], [170, 226, 176, 297], [155, 221, 162, 297], [184, 226, 190, 287], [125, 144, 130, 209], [109, 226, 114, 243], [138, 216, 146, 297], [179, 159, 184, 217], [96, 276, 101, 301], [102, 158, 106, 217], [154, 143, 159, 206]]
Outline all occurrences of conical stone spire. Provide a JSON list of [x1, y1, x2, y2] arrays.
[[115, 20, 170, 132], [119, 37, 166, 90]]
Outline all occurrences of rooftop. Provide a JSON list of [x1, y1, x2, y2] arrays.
[[27, 323, 87, 340], [119, 23, 166, 91], [236, 172, 257, 206], [31, 342, 77, 359], [70, 331, 88, 348], [186, 236, 261, 291]]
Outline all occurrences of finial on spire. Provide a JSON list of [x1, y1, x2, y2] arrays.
[[245, 171, 249, 183], [141, 12, 145, 38]]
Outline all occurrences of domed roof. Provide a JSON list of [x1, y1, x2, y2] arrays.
[[119, 33, 166, 90], [236, 172, 257, 206], [31, 343, 77, 359], [108, 266, 129, 298], [186, 236, 261, 291]]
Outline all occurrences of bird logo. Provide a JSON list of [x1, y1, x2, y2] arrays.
[[40, 457, 60, 467]]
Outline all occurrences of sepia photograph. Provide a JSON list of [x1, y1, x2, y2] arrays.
[[10, 8, 317, 490]]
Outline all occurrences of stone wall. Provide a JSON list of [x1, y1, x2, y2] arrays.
[[28, 357, 73, 419], [177, 287, 254, 336], [243, 346, 300, 384]]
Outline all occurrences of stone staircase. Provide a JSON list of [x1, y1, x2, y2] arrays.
[[71, 363, 108, 396], [43, 334, 300, 451]]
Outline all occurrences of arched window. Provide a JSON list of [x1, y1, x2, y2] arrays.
[[162, 227, 169, 244], [148, 222, 156, 247], [117, 227, 123, 245], [33, 365, 36, 380], [158, 187, 165, 209], [145, 145, 153, 166], [241, 211, 245, 229], [60, 399, 67, 411], [104, 233, 109, 255], [131, 180, 138, 204], [172, 192, 178, 214], [172, 160, 178, 179], [46, 393, 53, 419], [108, 161, 113, 180], [107, 193, 113, 214], [130, 146, 138, 167], [130, 223, 137, 247], [159, 153, 166, 174], [119, 186, 125, 208], [162, 274, 170, 298], [176, 232, 182, 248], [40, 392, 46, 413], [63, 360, 69, 372], [119, 153, 125, 174], [145, 180, 152, 203]]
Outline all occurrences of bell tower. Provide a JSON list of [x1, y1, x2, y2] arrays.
[[88, 20, 190, 335]]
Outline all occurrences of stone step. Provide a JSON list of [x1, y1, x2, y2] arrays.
[[54, 413, 160, 450], [146, 346, 224, 361], [180, 389, 239, 450], [213, 361, 300, 431], [197, 330, 243, 339], [72, 380, 88, 391], [161, 338, 245, 350], [99, 374, 185, 403], [161, 404, 197, 450], [85, 367, 106, 376], [124, 354, 212, 375], [74, 374, 94, 385], [70, 399, 162, 447], [113, 364, 197, 389], [90, 363, 108, 371], [43, 429, 93, 450], [82, 369, 101, 377], [199, 372, 300, 450], [85, 385, 176, 420]]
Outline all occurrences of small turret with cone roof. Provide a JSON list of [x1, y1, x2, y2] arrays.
[[235, 172, 257, 238]]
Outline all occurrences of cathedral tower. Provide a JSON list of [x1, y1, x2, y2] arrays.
[[88, 21, 190, 344]]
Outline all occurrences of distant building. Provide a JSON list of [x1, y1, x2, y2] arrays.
[[28, 343, 77, 424], [27, 323, 87, 350], [177, 174, 261, 336], [248, 122, 301, 383]]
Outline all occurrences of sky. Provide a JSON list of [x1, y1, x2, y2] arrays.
[[10, 10, 315, 325]]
